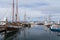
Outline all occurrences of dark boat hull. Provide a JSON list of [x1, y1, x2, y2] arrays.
[[50, 28, 60, 32]]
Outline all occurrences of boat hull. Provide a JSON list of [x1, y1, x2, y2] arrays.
[[50, 28, 60, 32]]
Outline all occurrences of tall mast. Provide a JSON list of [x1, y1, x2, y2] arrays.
[[12, 0, 14, 22], [24, 11, 26, 22], [44, 16, 47, 23], [48, 15, 51, 22], [16, 0, 18, 22]]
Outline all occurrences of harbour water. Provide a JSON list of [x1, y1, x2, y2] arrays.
[[0, 25, 60, 40]]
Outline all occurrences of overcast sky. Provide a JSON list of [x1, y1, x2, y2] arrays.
[[0, 0, 60, 21]]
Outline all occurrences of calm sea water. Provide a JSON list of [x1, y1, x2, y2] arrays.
[[0, 25, 60, 40]]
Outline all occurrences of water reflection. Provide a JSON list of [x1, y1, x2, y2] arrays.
[[4, 29, 20, 40], [3, 26, 31, 40], [19, 26, 31, 40], [0, 25, 60, 40]]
